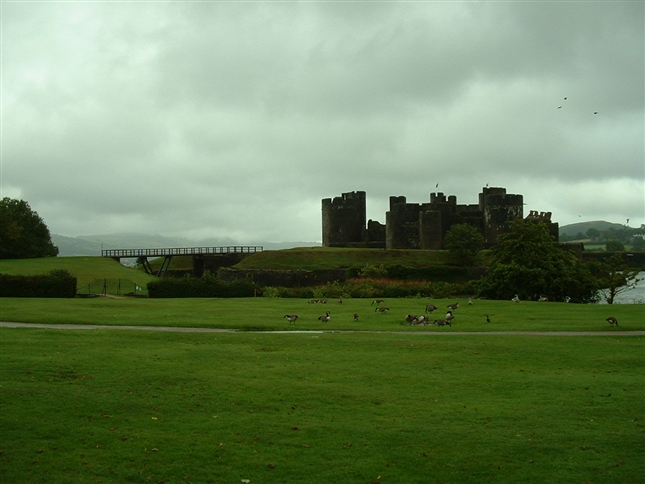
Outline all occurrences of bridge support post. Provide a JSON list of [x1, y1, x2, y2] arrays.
[[140, 257, 154, 275], [157, 256, 172, 277], [193, 255, 204, 278]]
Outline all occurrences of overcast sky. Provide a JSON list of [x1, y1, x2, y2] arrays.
[[2, 1, 643, 244]]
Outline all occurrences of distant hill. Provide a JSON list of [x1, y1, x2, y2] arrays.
[[559, 221, 625, 237], [52, 233, 320, 256], [52, 234, 103, 256]]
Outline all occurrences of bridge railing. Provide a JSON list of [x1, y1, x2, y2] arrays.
[[102, 246, 264, 258]]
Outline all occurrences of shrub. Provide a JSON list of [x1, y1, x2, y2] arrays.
[[250, 279, 472, 300], [262, 286, 280, 298], [358, 264, 388, 279], [383, 284, 408, 298], [275, 286, 315, 298], [346, 280, 378, 298], [0, 269, 77, 297], [605, 240, 625, 252]]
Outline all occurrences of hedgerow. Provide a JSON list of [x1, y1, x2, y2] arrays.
[[0, 269, 77, 298], [260, 278, 473, 299]]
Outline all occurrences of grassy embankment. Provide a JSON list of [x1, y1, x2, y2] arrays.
[[0, 257, 157, 296], [158, 247, 489, 271]]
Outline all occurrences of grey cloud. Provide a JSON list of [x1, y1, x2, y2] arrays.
[[1, 1, 643, 241]]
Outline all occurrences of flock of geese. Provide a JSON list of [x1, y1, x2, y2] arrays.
[[284, 299, 471, 327], [284, 298, 621, 328]]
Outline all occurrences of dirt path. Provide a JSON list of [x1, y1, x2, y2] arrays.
[[1, 321, 643, 336]]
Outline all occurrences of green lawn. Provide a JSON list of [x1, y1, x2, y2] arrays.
[[1, 258, 643, 481], [0, 297, 643, 332], [1, 328, 643, 483], [0, 257, 157, 296]]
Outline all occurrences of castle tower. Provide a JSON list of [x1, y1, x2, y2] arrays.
[[429, 192, 457, 244], [386, 196, 409, 249], [322, 191, 366, 247], [419, 210, 443, 249], [481, 187, 524, 244]]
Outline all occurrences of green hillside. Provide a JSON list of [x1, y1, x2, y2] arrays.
[[147, 247, 471, 272], [0, 257, 157, 295], [559, 220, 625, 236], [234, 247, 462, 270]]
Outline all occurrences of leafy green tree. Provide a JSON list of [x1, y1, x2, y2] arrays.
[[586, 228, 600, 239], [444, 223, 485, 266], [605, 240, 625, 252], [591, 254, 641, 304], [631, 237, 645, 251], [478, 219, 598, 303], [0, 197, 59, 259]]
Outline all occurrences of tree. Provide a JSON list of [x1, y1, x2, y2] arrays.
[[478, 219, 598, 303], [605, 240, 625, 252], [632, 237, 645, 251], [0, 197, 59, 259], [592, 253, 641, 304], [586, 228, 600, 239], [444, 224, 485, 266]]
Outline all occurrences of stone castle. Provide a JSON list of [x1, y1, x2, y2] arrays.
[[322, 187, 558, 249]]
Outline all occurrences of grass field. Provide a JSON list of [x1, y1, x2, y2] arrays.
[[0, 297, 644, 332], [1, 257, 643, 482], [0, 257, 157, 296], [1, 327, 643, 483]]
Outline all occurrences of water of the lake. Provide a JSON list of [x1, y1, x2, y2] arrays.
[[596, 271, 645, 304]]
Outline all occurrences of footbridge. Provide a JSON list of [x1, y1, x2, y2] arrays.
[[102, 246, 263, 277]]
